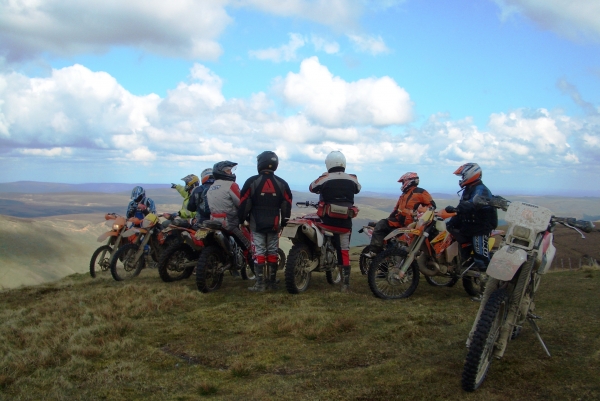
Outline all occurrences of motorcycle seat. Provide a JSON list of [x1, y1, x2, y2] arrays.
[[316, 223, 351, 235]]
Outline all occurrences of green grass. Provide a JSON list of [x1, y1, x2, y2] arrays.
[[0, 256, 599, 401]]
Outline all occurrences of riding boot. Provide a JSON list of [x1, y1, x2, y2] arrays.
[[266, 262, 279, 290], [340, 265, 351, 292], [248, 264, 266, 292]]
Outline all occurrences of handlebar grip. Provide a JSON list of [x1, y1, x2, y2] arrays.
[[296, 201, 311, 207]]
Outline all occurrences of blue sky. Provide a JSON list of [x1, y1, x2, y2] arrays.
[[1, 0, 600, 196]]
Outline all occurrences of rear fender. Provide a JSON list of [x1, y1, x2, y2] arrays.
[[487, 245, 528, 281]]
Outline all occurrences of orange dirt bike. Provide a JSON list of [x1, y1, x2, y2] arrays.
[[462, 195, 591, 391], [108, 212, 168, 281], [367, 207, 500, 300], [89, 213, 141, 278], [280, 201, 348, 294], [157, 221, 205, 282]]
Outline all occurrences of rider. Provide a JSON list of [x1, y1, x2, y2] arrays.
[[126, 186, 156, 219], [309, 151, 361, 292], [239, 151, 293, 292], [445, 163, 498, 271], [206, 161, 252, 275], [164, 174, 198, 227], [187, 168, 215, 225], [368, 172, 436, 256]]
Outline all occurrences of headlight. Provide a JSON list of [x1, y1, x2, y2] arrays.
[[112, 223, 122, 231], [512, 225, 531, 239]]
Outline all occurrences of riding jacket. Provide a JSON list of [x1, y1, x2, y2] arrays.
[[309, 167, 361, 230], [238, 170, 293, 233]]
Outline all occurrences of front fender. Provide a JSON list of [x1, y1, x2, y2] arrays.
[[487, 245, 528, 281], [97, 231, 119, 242]]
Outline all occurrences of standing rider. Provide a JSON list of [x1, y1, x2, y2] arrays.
[[239, 151, 293, 292], [445, 163, 498, 271], [126, 186, 156, 219], [368, 172, 436, 256], [206, 161, 252, 275], [187, 168, 215, 225], [309, 151, 361, 292]]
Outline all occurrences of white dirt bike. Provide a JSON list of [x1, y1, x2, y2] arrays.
[[461, 195, 590, 391]]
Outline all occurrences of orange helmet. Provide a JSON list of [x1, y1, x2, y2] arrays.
[[453, 163, 482, 187], [398, 172, 419, 193]]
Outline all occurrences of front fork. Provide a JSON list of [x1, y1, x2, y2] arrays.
[[396, 234, 427, 277]]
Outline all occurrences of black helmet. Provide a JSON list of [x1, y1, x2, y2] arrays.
[[257, 151, 279, 172], [213, 161, 237, 181], [131, 186, 145, 202]]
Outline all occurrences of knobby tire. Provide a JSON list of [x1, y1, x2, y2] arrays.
[[285, 243, 312, 294], [109, 243, 145, 281], [196, 245, 224, 293], [367, 247, 420, 299], [158, 242, 197, 282]]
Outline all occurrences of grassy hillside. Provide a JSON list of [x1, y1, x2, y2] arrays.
[[0, 259, 598, 400]]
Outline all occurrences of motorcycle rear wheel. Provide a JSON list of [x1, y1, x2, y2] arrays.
[[425, 274, 458, 287], [196, 245, 224, 293], [367, 248, 420, 299], [90, 245, 113, 278], [158, 242, 197, 282], [462, 287, 508, 391], [463, 275, 486, 297], [285, 243, 312, 294], [110, 243, 145, 281]]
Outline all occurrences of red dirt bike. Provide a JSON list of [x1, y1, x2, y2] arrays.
[[280, 201, 346, 294], [367, 207, 500, 300], [89, 213, 141, 278], [157, 221, 205, 282], [462, 195, 590, 391]]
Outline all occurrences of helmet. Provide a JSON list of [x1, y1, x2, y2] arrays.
[[325, 151, 346, 172], [200, 168, 213, 184], [453, 163, 482, 187], [398, 172, 419, 193], [257, 151, 279, 172], [181, 174, 199, 192], [213, 161, 238, 181], [131, 186, 145, 202]]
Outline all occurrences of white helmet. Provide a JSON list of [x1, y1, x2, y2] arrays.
[[325, 151, 346, 171]]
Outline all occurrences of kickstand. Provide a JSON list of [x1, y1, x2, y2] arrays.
[[527, 314, 551, 357]]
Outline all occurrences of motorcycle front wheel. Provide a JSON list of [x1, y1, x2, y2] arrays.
[[285, 243, 312, 294], [158, 242, 198, 282], [367, 248, 420, 299], [326, 266, 341, 285], [90, 245, 113, 278], [109, 243, 145, 281], [359, 245, 374, 275], [196, 245, 224, 293], [462, 287, 508, 391]]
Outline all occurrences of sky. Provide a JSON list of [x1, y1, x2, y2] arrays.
[[1, 0, 600, 196]]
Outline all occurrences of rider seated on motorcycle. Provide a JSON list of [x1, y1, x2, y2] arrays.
[[126, 186, 156, 220], [309, 151, 361, 292], [163, 174, 199, 228], [206, 161, 252, 275], [368, 172, 436, 257], [187, 168, 215, 226], [445, 163, 498, 271], [239, 151, 293, 292]]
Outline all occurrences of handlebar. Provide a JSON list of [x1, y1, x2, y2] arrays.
[[553, 217, 594, 236], [296, 201, 318, 209]]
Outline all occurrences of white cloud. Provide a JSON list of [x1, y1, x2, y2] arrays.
[[347, 33, 390, 55], [278, 57, 412, 127], [311, 35, 340, 54], [19, 147, 73, 157], [0, 0, 232, 62], [249, 33, 306, 62], [494, 0, 600, 41]]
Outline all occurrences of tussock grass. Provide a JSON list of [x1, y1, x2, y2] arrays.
[[0, 256, 599, 400]]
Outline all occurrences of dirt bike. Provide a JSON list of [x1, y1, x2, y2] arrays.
[[157, 221, 205, 282], [358, 222, 376, 275], [280, 201, 348, 294], [90, 213, 141, 278], [367, 207, 498, 300], [461, 195, 589, 391], [194, 220, 256, 292], [109, 212, 166, 281]]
